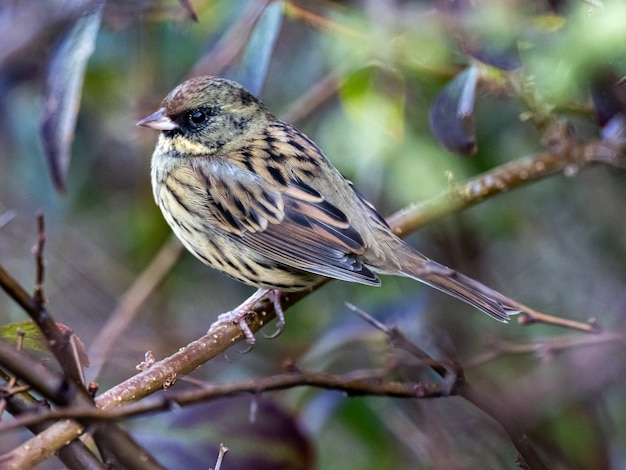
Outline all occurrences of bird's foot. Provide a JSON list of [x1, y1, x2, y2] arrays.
[[216, 288, 285, 345]]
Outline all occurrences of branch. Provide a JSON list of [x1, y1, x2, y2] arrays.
[[87, 235, 183, 381], [387, 138, 626, 236], [0, 371, 105, 470], [0, 217, 168, 469], [0, 369, 449, 432], [32, 212, 45, 311], [465, 332, 626, 368], [0, 215, 86, 387]]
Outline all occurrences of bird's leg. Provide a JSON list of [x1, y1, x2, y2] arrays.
[[216, 288, 285, 344], [261, 290, 285, 339]]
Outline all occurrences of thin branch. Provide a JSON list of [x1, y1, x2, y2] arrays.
[[0, 216, 83, 387], [459, 384, 550, 470], [0, 345, 106, 470], [88, 235, 183, 381], [280, 70, 341, 124], [0, 218, 168, 469], [465, 332, 626, 368], [32, 212, 45, 311], [91, 422, 166, 470], [346, 302, 451, 378], [0, 210, 16, 229], [0, 265, 36, 315], [0, 369, 448, 431], [387, 139, 626, 237], [284, 1, 363, 40]]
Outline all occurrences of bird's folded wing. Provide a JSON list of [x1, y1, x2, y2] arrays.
[[199, 161, 381, 286]]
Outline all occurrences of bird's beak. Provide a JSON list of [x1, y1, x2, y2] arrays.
[[137, 108, 178, 131]]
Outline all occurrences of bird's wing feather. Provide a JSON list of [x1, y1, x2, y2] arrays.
[[194, 157, 381, 286]]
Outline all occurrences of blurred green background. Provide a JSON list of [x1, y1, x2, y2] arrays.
[[1, 1, 625, 469]]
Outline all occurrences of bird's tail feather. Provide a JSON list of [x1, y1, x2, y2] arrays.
[[399, 250, 521, 322]]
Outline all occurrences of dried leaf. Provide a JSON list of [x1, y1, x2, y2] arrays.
[[40, 0, 104, 192]]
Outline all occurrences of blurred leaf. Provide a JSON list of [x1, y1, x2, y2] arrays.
[[40, 0, 104, 192], [178, 0, 199, 22], [340, 66, 405, 139], [462, 39, 520, 71], [233, 1, 284, 95], [438, 0, 520, 71], [0, 321, 49, 353], [133, 397, 314, 470], [429, 65, 478, 156], [590, 70, 626, 128]]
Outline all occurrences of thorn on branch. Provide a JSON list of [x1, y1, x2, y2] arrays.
[[212, 443, 229, 470]]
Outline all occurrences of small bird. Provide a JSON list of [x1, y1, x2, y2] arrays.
[[138, 76, 521, 343]]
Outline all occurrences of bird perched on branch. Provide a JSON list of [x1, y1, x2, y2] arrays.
[[138, 76, 521, 343]]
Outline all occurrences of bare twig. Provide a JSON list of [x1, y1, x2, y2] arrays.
[[0, 330, 26, 418], [0, 218, 168, 469], [346, 302, 451, 379], [88, 236, 183, 381], [284, 1, 363, 39], [280, 71, 341, 124], [466, 332, 626, 368], [0, 368, 448, 431], [0, 215, 83, 387], [32, 212, 46, 315]]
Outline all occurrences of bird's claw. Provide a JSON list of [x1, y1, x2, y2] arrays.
[[216, 289, 286, 345]]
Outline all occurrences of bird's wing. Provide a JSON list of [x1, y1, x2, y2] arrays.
[[191, 152, 381, 286]]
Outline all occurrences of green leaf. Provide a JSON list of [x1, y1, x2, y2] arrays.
[[0, 321, 49, 354], [0, 321, 90, 368]]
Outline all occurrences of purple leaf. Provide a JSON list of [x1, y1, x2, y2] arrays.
[[437, 0, 520, 71], [134, 397, 314, 470], [429, 66, 479, 156], [590, 70, 626, 128], [40, 0, 103, 192], [234, 1, 284, 96]]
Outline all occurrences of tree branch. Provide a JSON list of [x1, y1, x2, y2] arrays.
[[1, 369, 450, 432]]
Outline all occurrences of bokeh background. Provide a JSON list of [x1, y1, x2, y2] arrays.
[[1, 1, 625, 469]]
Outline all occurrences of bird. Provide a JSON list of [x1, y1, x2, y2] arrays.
[[137, 76, 521, 343]]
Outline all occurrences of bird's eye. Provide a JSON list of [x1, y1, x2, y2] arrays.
[[187, 109, 211, 128]]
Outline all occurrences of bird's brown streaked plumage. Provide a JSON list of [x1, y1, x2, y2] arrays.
[[138, 76, 521, 343]]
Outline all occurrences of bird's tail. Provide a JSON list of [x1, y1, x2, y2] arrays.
[[397, 246, 521, 322]]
